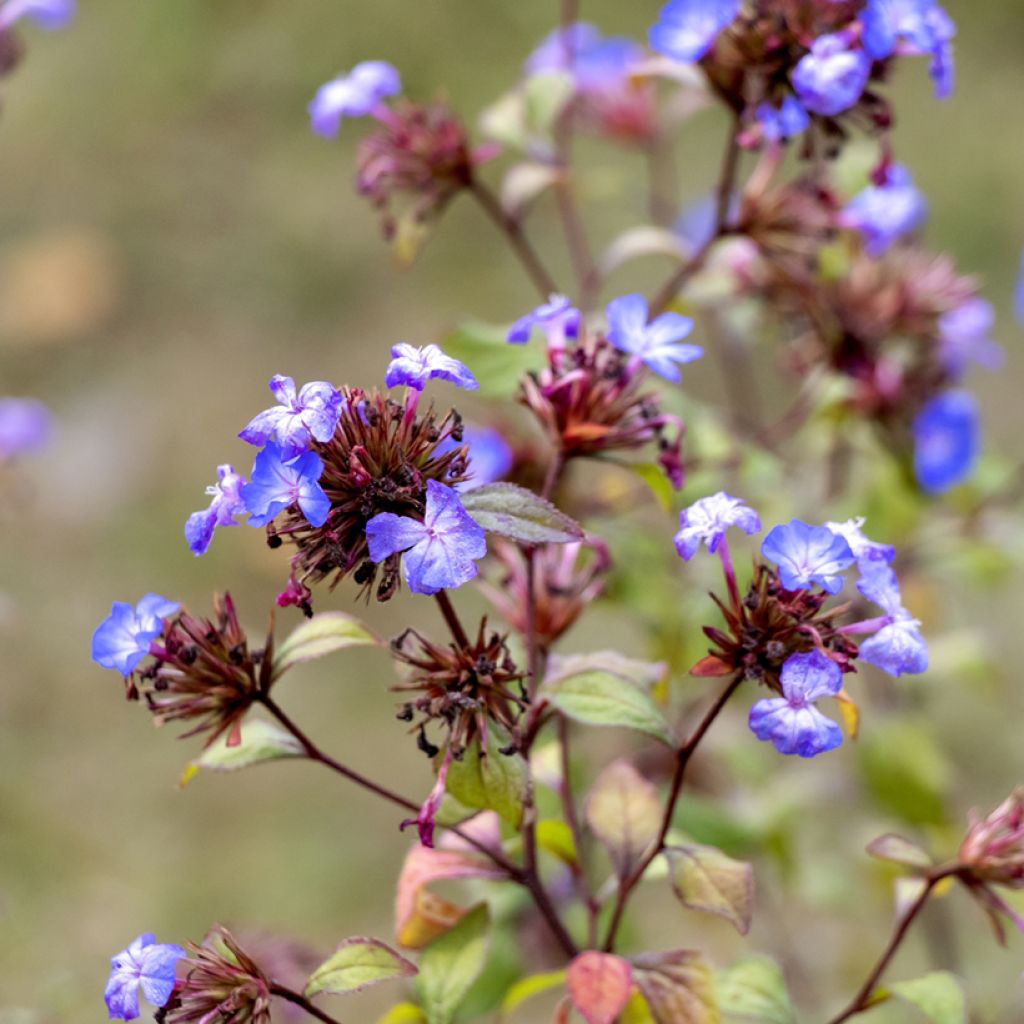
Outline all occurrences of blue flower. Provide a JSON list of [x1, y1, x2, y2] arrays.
[[92, 595, 180, 676], [0, 396, 52, 461], [825, 517, 895, 572], [674, 491, 761, 560], [649, 0, 741, 64], [749, 650, 844, 758], [861, 0, 956, 99], [0, 0, 74, 30], [526, 23, 643, 95], [761, 520, 855, 595], [859, 611, 929, 677], [839, 164, 928, 257], [185, 464, 248, 556], [385, 343, 478, 392], [239, 374, 343, 463], [913, 391, 979, 494], [606, 293, 703, 382], [104, 933, 186, 1021], [1015, 248, 1024, 326], [242, 442, 331, 528], [507, 295, 581, 348], [435, 425, 514, 491], [755, 95, 810, 143], [938, 298, 1003, 378], [791, 33, 872, 117], [309, 60, 401, 137], [365, 479, 486, 595]]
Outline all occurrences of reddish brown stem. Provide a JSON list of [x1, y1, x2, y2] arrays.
[[270, 984, 345, 1024]]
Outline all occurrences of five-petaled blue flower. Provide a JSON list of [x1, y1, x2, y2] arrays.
[[239, 374, 343, 463], [92, 595, 180, 676], [791, 33, 872, 117], [385, 343, 478, 392], [755, 96, 810, 143], [526, 23, 643, 95], [242, 442, 331, 528], [606, 293, 703, 382], [104, 933, 186, 1021], [185, 464, 248, 556], [912, 390, 979, 494], [0, 0, 74, 30], [761, 520, 855, 594], [839, 164, 928, 257], [824, 517, 895, 572], [507, 295, 581, 349], [365, 479, 487, 595], [674, 491, 761, 561], [937, 298, 1002, 379], [309, 60, 401, 137], [0, 396, 52, 461], [749, 650, 844, 758], [649, 0, 741, 64], [435, 425, 514, 491], [861, 0, 956, 99]]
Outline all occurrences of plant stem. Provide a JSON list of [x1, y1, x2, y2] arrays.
[[468, 178, 559, 299], [270, 984, 346, 1024], [827, 869, 959, 1024], [434, 590, 471, 650], [602, 672, 745, 951]]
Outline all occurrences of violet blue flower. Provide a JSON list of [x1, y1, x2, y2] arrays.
[[856, 559, 904, 613], [791, 33, 872, 117], [365, 479, 486, 595], [0, 396, 52, 461], [92, 595, 180, 676], [825, 517, 895, 571], [242, 442, 331, 528], [674, 491, 761, 560], [861, 0, 956, 98], [385, 343, 478, 392], [1015, 248, 1024, 326], [749, 650, 844, 757], [761, 519, 856, 594], [507, 295, 581, 348], [649, 0, 741, 63], [755, 95, 810, 143], [839, 164, 928, 257], [937, 298, 1003, 378], [0, 0, 74, 30], [436, 425, 514, 491], [309, 60, 401, 137], [859, 610, 929, 676], [526, 23, 643, 94], [104, 933, 186, 1021], [239, 374, 343, 462], [606, 293, 703, 382], [185, 464, 248, 556], [913, 390, 979, 493]]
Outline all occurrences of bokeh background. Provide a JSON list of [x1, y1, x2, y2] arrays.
[[2, 1, 1023, 1021]]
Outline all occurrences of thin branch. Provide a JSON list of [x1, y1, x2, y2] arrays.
[[434, 590, 471, 650], [270, 985, 345, 1024]]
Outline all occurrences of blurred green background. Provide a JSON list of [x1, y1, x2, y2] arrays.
[[1, 1, 1023, 1021]]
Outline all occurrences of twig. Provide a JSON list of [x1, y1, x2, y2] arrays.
[[270, 984, 346, 1024]]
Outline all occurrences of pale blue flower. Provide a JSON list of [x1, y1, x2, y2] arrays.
[[0, 0, 74, 31], [913, 390, 978, 493], [0, 397, 52, 461], [92, 595, 180, 676], [185, 464, 248, 556], [309, 60, 401, 137], [606, 293, 702, 382], [239, 374, 343, 462], [761, 520, 855, 595], [104, 933, 186, 1021], [840, 164, 928, 257], [649, 0, 741, 63], [791, 33, 872, 117], [674, 491, 761, 560], [242, 442, 331, 528], [385, 343, 478, 392]]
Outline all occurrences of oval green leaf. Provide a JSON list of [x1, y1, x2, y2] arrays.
[[305, 937, 417, 998], [459, 483, 584, 545], [416, 903, 491, 1024], [664, 844, 754, 935], [181, 720, 303, 785], [273, 612, 380, 678]]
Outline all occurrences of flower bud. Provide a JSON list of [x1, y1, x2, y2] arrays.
[[959, 789, 1024, 889]]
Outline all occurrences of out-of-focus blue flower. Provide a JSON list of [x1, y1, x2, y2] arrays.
[[755, 95, 810, 143], [242, 442, 331, 528], [0, 397, 52, 461], [0, 0, 74, 31], [649, 0, 741, 63], [791, 33, 872, 117], [185, 465, 248, 556], [366, 479, 486, 595], [507, 295, 581, 348], [435, 425, 514, 491], [861, 0, 956, 98], [92, 595, 180, 676], [674, 491, 761, 560], [104, 933, 186, 1021], [938, 298, 1003, 378], [1015, 248, 1024, 326], [309, 60, 401, 137], [761, 520, 855, 595], [749, 650, 844, 757], [526, 22, 643, 94], [825, 517, 895, 571], [239, 374, 343, 463], [385, 343, 478, 392], [606, 293, 703, 382], [913, 390, 979, 493], [839, 164, 928, 257]]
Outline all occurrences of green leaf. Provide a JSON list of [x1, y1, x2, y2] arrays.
[[416, 904, 491, 1024], [626, 463, 675, 513], [664, 844, 754, 935], [459, 483, 584, 545], [866, 834, 933, 871], [888, 972, 966, 1024], [442, 321, 545, 397], [715, 957, 795, 1024], [567, 951, 634, 1024], [181, 720, 303, 785], [536, 819, 578, 866], [547, 652, 668, 693], [544, 671, 674, 746], [633, 950, 719, 1024], [585, 760, 662, 879], [376, 1005, 428, 1024], [500, 970, 567, 1017], [273, 612, 380, 677], [444, 740, 528, 828], [305, 938, 417, 998]]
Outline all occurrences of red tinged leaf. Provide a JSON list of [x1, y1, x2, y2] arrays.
[[567, 951, 634, 1024], [689, 655, 734, 678]]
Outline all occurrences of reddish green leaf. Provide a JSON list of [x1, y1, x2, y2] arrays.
[[566, 952, 633, 1024]]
